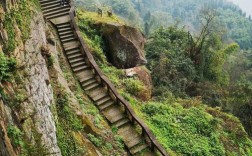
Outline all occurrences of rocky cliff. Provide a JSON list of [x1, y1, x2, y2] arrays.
[[0, 1, 126, 155]]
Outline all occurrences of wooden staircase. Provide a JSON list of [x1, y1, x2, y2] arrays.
[[39, 0, 168, 156]]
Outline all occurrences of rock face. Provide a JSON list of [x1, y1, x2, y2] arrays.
[[101, 23, 147, 69], [18, 13, 61, 155], [0, 98, 17, 156]]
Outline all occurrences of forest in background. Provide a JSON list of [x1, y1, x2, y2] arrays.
[[76, 0, 252, 49]]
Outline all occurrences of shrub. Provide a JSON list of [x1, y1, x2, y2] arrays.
[[0, 53, 16, 82], [7, 124, 24, 148]]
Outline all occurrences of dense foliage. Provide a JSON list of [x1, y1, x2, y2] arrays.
[[77, 11, 252, 155], [76, 0, 252, 49], [142, 101, 252, 155]]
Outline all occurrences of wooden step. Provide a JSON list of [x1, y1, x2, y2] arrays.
[[79, 74, 95, 84]]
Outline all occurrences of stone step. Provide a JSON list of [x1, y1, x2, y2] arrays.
[[130, 144, 148, 155], [82, 79, 97, 88], [66, 48, 81, 56], [84, 83, 100, 91], [68, 57, 85, 64], [64, 42, 79, 51], [59, 30, 73, 36], [96, 96, 111, 106], [127, 136, 142, 149], [122, 129, 139, 142], [118, 125, 132, 135], [73, 65, 89, 73], [44, 8, 70, 17], [43, 5, 70, 14], [92, 91, 108, 102], [39, 0, 52, 3], [40, 1, 58, 6], [67, 53, 83, 60], [76, 70, 94, 79], [58, 27, 72, 32], [114, 118, 130, 128], [41, 3, 60, 10], [71, 61, 86, 69], [110, 112, 125, 123], [47, 12, 69, 19], [61, 37, 76, 43], [60, 33, 75, 40], [99, 100, 115, 111], [104, 106, 123, 122], [79, 74, 95, 84], [57, 22, 71, 28]]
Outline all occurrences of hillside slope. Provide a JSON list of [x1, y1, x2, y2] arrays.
[[77, 10, 252, 155], [0, 0, 252, 155]]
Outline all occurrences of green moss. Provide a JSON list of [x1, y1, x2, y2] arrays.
[[3, 12, 16, 53], [2, 0, 38, 54], [0, 52, 16, 82], [7, 125, 24, 148], [54, 87, 86, 156]]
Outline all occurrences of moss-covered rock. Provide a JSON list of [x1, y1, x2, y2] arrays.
[[78, 11, 147, 69]]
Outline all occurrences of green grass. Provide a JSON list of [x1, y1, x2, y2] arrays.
[[7, 125, 24, 148], [77, 10, 124, 25]]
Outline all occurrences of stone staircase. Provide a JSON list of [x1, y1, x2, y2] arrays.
[[39, 0, 168, 156]]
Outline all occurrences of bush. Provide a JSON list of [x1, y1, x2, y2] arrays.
[[7, 124, 24, 148], [0, 53, 16, 82]]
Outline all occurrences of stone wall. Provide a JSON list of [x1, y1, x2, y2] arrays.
[[15, 12, 61, 155]]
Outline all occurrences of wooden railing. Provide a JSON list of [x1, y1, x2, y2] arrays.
[[68, 1, 168, 156]]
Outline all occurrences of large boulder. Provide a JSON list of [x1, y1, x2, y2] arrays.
[[101, 23, 147, 69], [126, 66, 152, 101]]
